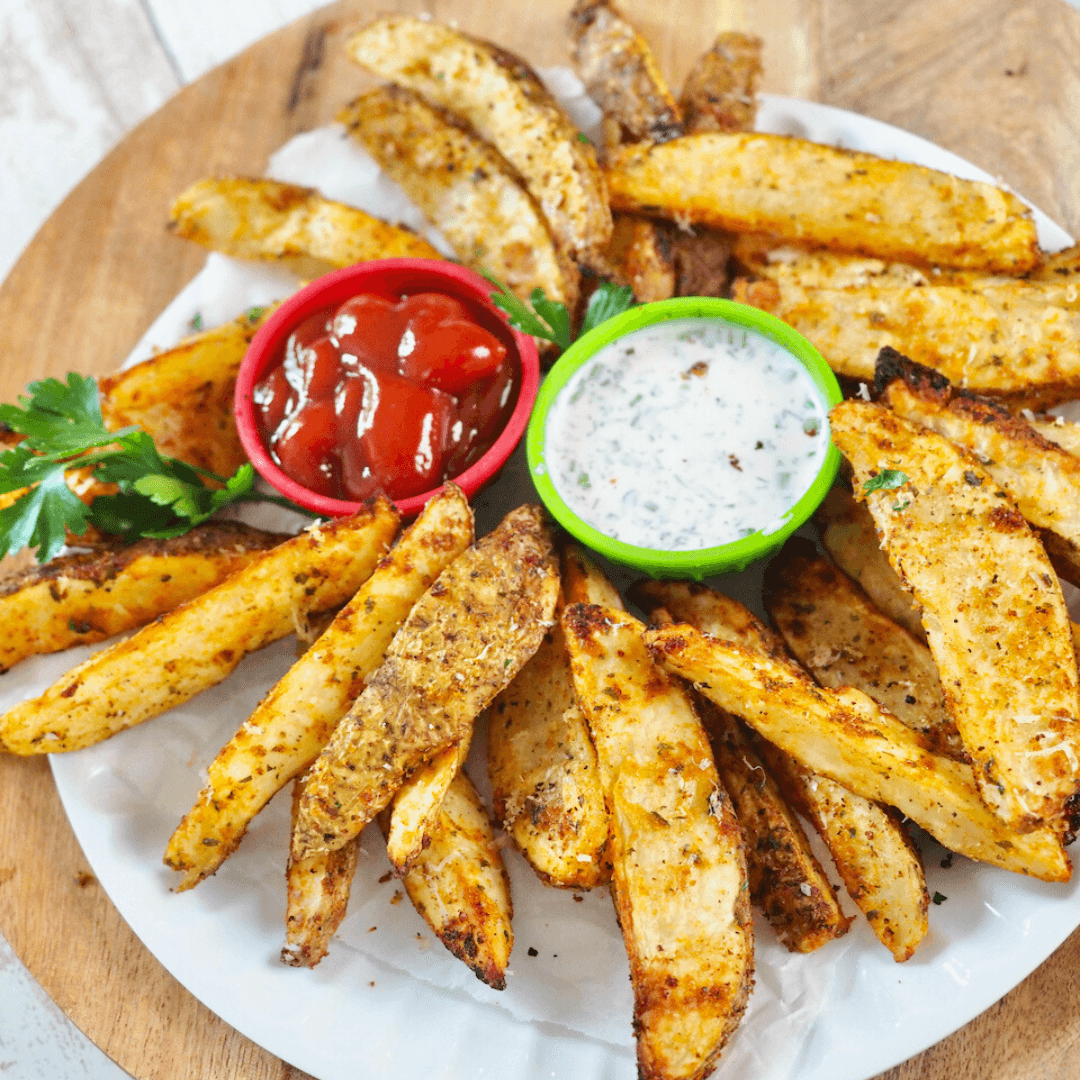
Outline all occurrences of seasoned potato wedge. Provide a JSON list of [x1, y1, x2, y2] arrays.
[[388, 770, 514, 989], [281, 774, 361, 969], [601, 214, 677, 303], [339, 88, 578, 313], [561, 541, 625, 610], [99, 306, 274, 479], [816, 485, 927, 643], [346, 15, 612, 263], [564, 604, 752, 1080], [606, 133, 1039, 273], [878, 349, 1080, 587], [0, 505, 399, 756], [169, 177, 440, 276], [567, 0, 682, 154], [679, 31, 762, 135], [164, 486, 471, 890], [764, 536, 962, 760], [293, 505, 558, 861], [0, 522, 284, 674], [832, 400, 1080, 831], [1031, 415, 1080, 458], [645, 624, 1070, 881], [733, 275, 1080, 408]]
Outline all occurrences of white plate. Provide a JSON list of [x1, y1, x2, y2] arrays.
[[22, 89, 1076, 1080]]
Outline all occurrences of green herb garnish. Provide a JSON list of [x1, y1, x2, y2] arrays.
[[576, 132, 591, 144], [862, 469, 909, 494], [932, 891, 947, 905], [246, 306, 266, 322], [189, 312, 203, 332], [0, 373, 311, 563], [482, 272, 635, 355]]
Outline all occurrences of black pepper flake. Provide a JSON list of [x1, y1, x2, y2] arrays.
[[905, 694, 917, 705], [964, 471, 984, 486], [940, 852, 954, 869], [527, 946, 539, 957]]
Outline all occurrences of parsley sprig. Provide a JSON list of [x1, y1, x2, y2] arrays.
[[0, 373, 310, 563], [862, 469, 909, 494], [482, 273, 635, 353]]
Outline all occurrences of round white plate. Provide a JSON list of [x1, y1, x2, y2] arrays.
[[28, 90, 1078, 1080]]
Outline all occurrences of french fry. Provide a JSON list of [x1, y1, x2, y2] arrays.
[[99, 305, 275, 479], [832, 399, 1080, 831], [816, 484, 927, 643], [679, 32, 763, 135], [0, 505, 399, 756], [386, 770, 514, 989], [338, 88, 579, 314], [634, 578, 926, 960], [645, 623, 1070, 881], [281, 773, 361, 969], [169, 178, 441, 277], [567, 0, 682, 154], [877, 349, 1080, 587], [564, 604, 752, 1080], [292, 505, 559, 861], [0, 522, 284, 673], [733, 275, 1080, 408], [763, 536, 962, 760], [606, 133, 1039, 273], [164, 486, 472, 890]]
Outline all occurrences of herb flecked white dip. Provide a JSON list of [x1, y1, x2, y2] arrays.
[[544, 317, 831, 551]]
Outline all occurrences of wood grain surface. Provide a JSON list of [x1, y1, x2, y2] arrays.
[[1, 2, 1079, 1079]]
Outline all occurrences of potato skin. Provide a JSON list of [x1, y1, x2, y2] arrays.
[[680, 32, 763, 135]]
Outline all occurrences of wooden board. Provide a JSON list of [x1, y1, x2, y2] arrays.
[[1, 1, 1079, 1078]]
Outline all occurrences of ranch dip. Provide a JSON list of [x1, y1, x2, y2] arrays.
[[543, 317, 831, 551]]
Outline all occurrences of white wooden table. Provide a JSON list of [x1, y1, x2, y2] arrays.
[[3, 1, 1080, 1077]]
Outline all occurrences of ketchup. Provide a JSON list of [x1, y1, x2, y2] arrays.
[[253, 291, 517, 502]]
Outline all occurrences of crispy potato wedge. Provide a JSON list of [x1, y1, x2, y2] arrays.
[[163, 486, 470, 889], [645, 624, 1070, 881], [385, 737, 472, 874], [564, 604, 752, 1080], [0, 522, 284, 674], [601, 214, 677, 303], [346, 15, 612, 263], [293, 505, 558, 861], [99, 306, 274, 479], [634, 578, 927, 958], [561, 541, 625, 610], [606, 133, 1039, 273], [816, 485, 927, 643], [831, 400, 1080, 830], [1029, 244, 1080, 281], [0, 505, 400, 756], [877, 349, 1080, 587], [281, 774, 361, 969], [679, 31, 762, 135], [388, 770, 514, 989], [567, 0, 682, 154], [169, 177, 440, 277], [753, 738, 928, 962], [339, 87, 578, 314], [733, 275, 1080, 408], [1031, 415, 1080, 458], [764, 536, 962, 760]]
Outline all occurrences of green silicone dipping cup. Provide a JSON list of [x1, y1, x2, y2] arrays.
[[526, 297, 843, 580]]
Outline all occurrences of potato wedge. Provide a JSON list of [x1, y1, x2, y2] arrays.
[[346, 15, 612, 263], [0, 522, 284, 674], [561, 541, 625, 610], [0, 506, 399, 756], [679, 31, 762, 135], [764, 536, 962, 760], [634, 578, 927, 959], [606, 133, 1039, 273], [832, 400, 1080, 831], [733, 275, 1080, 408], [164, 486, 471, 889], [567, 0, 682, 154], [169, 177, 440, 276], [338, 87, 578, 313], [292, 505, 558, 861], [816, 484, 927, 643], [877, 349, 1080, 587], [387, 770, 514, 989], [281, 774, 361, 969], [601, 214, 677, 303], [564, 604, 752, 1080], [1031, 415, 1080, 458], [99, 306, 274, 479], [645, 624, 1070, 881]]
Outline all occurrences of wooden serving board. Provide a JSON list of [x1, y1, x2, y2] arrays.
[[1, 2, 1079, 1078]]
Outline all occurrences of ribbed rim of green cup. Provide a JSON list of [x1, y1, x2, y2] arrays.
[[526, 297, 843, 579]]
